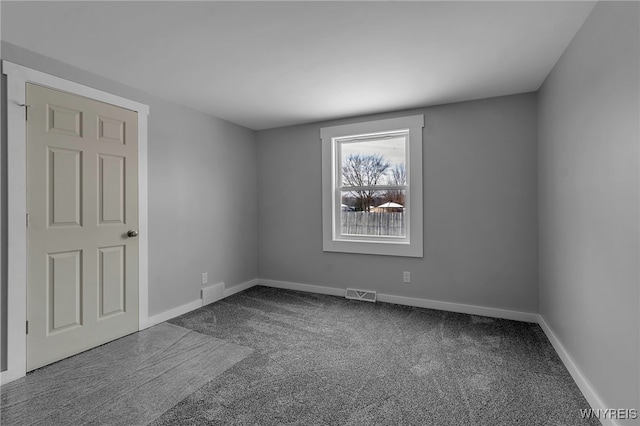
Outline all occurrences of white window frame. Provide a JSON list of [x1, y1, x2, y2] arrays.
[[321, 115, 424, 257]]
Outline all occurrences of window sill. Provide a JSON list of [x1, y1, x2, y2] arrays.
[[323, 238, 423, 258]]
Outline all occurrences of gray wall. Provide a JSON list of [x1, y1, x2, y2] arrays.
[[257, 93, 539, 314], [0, 42, 258, 369], [538, 1, 639, 415]]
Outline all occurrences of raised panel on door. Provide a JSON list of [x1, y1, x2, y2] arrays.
[[98, 115, 125, 145], [98, 154, 125, 225], [47, 250, 83, 334], [98, 245, 126, 319], [47, 103, 83, 137], [48, 147, 83, 227]]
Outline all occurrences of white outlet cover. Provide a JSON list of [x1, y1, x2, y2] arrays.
[[202, 272, 208, 284]]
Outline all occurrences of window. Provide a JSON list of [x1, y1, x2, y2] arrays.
[[321, 115, 424, 257]]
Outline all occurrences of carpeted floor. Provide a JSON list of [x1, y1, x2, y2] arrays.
[[156, 286, 598, 426], [0, 322, 252, 425]]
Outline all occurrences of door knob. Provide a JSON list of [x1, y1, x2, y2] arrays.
[[127, 230, 139, 238]]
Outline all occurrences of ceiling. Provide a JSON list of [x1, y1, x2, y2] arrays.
[[2, 1, 596, 130]]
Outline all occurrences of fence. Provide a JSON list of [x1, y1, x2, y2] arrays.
[[341, 212, 405, 236]]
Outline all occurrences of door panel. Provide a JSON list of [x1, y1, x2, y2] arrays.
[[98, 245, 126, 318], [98, 115, 126, 144], [47, 103, 83, 137], [47, 250, 83, 333], [27, 83, 139, 371], [98, 154, 125, 224], [48, 147, 83, 227]]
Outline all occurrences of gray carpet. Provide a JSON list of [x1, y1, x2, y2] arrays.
[[1, 322, 252, 426], [156, 286, 598, 426]]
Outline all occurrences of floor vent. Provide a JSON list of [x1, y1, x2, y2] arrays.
[[201, 282, 225, 306], [345, 288, 377, 303]]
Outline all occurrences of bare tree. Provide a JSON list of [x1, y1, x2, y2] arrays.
[[342, 154, 390, 211], [384, 164, 406, 206], [390, 164, 406, 185]]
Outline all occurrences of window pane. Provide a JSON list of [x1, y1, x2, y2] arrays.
[[340, 136, 406, 187], [341, 190, 406, 237]]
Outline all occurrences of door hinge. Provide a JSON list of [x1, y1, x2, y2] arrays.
[[26, 321, 29, 334], [26, 214, 30, 228], [19, 103, 31, 121]]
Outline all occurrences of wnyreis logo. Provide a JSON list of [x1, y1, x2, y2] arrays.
[[580, 408, 638, 420]]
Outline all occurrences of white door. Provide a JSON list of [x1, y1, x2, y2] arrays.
[[26, 83, 139, 371]]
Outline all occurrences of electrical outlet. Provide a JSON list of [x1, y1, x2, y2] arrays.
[[202, 272, 208, 284], [403, 271, 411, 283]]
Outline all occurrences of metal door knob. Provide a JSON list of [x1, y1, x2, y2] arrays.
[[127, 230, 139, 238]]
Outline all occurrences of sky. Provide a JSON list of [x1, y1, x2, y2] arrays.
[[340, 136, 406, 168]]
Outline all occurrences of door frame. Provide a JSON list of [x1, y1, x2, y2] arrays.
[[1, 61, 150, 384]]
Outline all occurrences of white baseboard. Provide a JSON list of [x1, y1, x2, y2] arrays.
[[258, 279, 538, 323], [0, 367, 26, 386], [141, 279, 259, 329], [142, 299, 203, 329], [538, 316, 617, 426], [259, 279, 345, 297], [224, 278, 259, 298], [378, 293, 539, 323]]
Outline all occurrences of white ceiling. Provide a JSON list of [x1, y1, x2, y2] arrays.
[[2, 1, 596, 130]]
